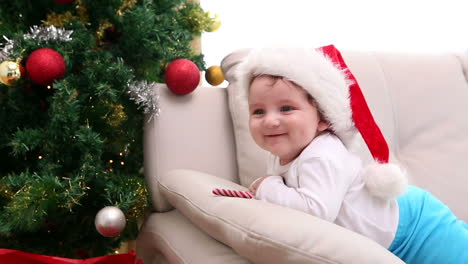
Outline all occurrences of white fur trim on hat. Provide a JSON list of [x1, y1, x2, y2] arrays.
[[362, 162, 408, 200], [235, 47, 358, 146]]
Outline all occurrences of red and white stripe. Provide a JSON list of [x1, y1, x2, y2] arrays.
[[212, 188, 254, 199]]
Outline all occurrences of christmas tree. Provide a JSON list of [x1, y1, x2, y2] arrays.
[[0, 0, 214, 258]]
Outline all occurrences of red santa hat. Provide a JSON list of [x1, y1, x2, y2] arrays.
[[236, 45, 407, 200]]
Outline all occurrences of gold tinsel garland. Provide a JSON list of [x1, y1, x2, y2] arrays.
[[206, 12, 221, 32], [106, 102, 127, 128], [42, 0, 89, 27], [95, 20, 114, 46], [42, 11, 75, 28], [117, 0, 138, 17], [75, 0, 89, 24], [177, 3, 214, 34], [96, 0, 137, 45], [42, 0, 138, 45], [126, 178, 148, 220]]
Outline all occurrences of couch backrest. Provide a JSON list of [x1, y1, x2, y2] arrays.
[[222, 49, 468, 221], [345, 51, 468, 221], [144, 85, 239, 212]]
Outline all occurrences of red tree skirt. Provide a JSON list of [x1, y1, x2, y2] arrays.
[[0, 249, 143, 264]]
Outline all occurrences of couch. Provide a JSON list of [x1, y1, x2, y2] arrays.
[[136, 48, 468, 263]]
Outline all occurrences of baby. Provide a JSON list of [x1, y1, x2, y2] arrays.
[[236, 45, 468, 264]]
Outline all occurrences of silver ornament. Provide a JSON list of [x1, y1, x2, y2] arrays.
[[95, 206, 126, 237], [127, 81, 161, 122]]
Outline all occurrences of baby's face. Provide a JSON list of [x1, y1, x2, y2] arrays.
[[248, 76, 329, 165]]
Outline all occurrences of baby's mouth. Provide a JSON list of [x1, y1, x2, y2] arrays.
[[265, 133, 286, 138]]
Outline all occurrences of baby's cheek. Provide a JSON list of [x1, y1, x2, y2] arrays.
[[298, 128, 317, 143], [249, 125, 262, 143]]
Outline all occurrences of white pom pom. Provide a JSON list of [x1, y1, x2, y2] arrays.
[[362, 162, 408, 200]]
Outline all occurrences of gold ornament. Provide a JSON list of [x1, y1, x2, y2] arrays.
[[206, 12, 221, 32], [0, 60, 21, 86], [205, 65, 225, 86]]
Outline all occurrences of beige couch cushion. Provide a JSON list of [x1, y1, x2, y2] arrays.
[[159, 169, 404, 264]]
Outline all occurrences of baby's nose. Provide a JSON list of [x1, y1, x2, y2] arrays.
[[264, 114, 280, 127]]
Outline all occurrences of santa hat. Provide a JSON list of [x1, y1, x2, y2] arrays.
[[236, 45, 407, 200]]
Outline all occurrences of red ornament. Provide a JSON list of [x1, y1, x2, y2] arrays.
[[26, 48, 66, 86], [53, 0, 75, 4], [164, 59, 200, 95]]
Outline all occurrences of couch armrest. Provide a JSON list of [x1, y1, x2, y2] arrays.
[[137, 210, 251, 264], [159, 169, 403, 264]]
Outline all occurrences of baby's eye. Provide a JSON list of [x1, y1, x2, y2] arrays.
[[280, 106, 294, 112], [252, 109, 265, 115]]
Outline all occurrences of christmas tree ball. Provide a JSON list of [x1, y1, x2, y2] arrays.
[[0, 61, 21, 86], [26, 48, 66, 86], [164, 59, 200, 95], [53, 0, 75, 4], [95, 206, 126, 237], [205, 65, 225, 86]]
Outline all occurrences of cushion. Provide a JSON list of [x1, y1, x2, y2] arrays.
[[159, 169, 404, 264]]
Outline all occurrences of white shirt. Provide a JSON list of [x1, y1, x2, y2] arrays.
[[255, 133, 399, 248]]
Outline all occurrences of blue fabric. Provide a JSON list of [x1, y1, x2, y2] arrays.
[[388, 185, 468, 263]]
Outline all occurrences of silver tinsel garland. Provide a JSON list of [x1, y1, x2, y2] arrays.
[[0, 36, 15, 61], [1, 26, 73, 61], [23, 25, 73, 42], [128, 81, 161, 122]]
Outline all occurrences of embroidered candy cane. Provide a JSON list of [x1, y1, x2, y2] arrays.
[[212, 188, 254, 199]]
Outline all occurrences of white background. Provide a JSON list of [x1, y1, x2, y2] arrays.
[[200, 0, 468, 86]]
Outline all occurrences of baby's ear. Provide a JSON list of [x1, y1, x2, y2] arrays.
[[318, 121, 330, 132]]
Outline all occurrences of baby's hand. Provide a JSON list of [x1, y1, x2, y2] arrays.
[[249, 175, 270, 194]]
